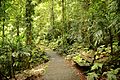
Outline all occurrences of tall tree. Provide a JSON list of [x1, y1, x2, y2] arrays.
[[51, 0, 55, 27], [116, 0, 120, 47], [62, 0, 65, 28], [0, 0, 5, 47], [25, 0, 33, 45], [61, 0, 66, 49]]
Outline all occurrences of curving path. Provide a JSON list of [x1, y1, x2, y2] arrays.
[[41, 49, 80, 80]]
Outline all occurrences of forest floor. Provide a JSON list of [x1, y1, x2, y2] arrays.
[[41, 49, 86, 80], [13, 48, 86, 80]]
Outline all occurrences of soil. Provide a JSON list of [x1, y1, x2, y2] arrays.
[[40, 49, 86, 80], [13, 48, 86, 80]]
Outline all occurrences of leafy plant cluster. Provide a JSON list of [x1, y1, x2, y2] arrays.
[[71, 45, 120, 80], [0, 0, 49, 79], [39, 0, 120, 79], [0, 0, 120, 79], [0, 45, 49, 77]]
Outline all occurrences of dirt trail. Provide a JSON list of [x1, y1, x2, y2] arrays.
[[41, 49, 81, 80]]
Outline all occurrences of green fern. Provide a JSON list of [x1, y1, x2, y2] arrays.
[[103, 68, 120, 80], [91, 63, 103, 70], [87, 72, 98, 80]]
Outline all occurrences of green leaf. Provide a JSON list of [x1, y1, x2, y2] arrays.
[[91, 63, 103, 70], [103, 68, 120, 80], [107, 73, 117, 80], [87, 72, 98, 80]]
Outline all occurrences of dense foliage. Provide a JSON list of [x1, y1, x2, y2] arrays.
[[41, 0, 120, 79], [0, 0, 120, 79], [0, 0, 49, 79]]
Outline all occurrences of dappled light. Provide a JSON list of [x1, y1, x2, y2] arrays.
[[0, 0, 120, 80]]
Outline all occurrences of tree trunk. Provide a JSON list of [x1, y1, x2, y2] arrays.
[[51, 0, 54, 28], [109, 28, 113, 55], [62, 0, 65, 28], [61, 0, 65, 48], [2, 1, 5, 47], [117, 0, 120, 47], [25, 0, 32, 45], [16, 16, 20, 47], [25, 0, 34, 68], [2, 18, 5, 47]]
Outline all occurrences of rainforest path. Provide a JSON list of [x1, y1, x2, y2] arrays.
[[40, 49, 85, 80]]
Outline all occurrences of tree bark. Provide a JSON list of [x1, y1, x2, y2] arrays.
[[62, 0, 65, 28], [2, 1, 5, 47], [16, 16, 20, 47], [109, 28, 113, 55], [117, 0, 120, 47], [25, 0, 32, 45], [51, 0, 54, 27]]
